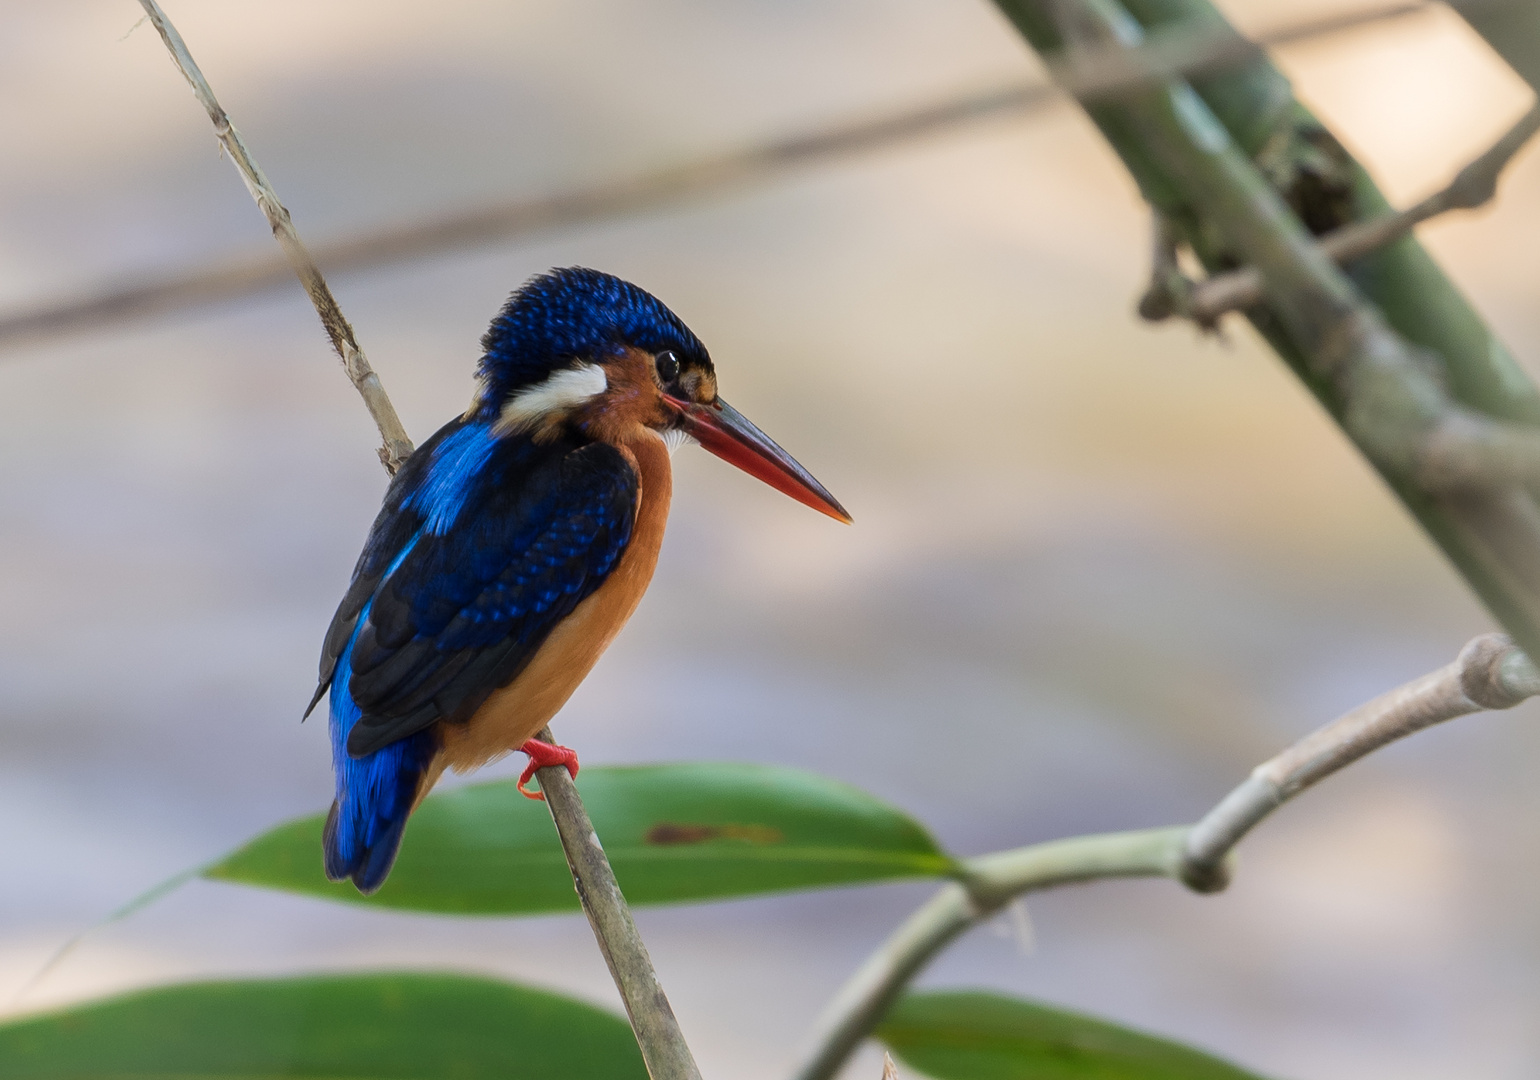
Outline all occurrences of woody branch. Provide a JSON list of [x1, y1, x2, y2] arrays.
[[793, 633, 1540, 1080]]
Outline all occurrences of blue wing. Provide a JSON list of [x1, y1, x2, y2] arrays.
[[314, 419, 638, 891]]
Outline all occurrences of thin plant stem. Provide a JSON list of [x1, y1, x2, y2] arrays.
[[530, 726, 704, 1080], [793, 634, 1540, 1080], [1178, 632, 1540, 889], [136, 0, 412, 473]]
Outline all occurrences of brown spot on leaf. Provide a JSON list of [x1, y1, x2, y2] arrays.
[[644, 822, 785, 846]]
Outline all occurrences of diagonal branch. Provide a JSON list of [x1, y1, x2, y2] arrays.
[[530, 726, 704, 1080], [1178, 632, 1540, 890], [791, 633, 1540, 1080], [791, 829, 1185, 1080], [137, 0, 412, 474], [139, 5, 702, 1077]]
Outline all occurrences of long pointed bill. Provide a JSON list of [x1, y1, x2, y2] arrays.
[[670, 397, 852, 523]]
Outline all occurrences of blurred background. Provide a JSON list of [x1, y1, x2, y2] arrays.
[[2, 2, 1538, 1077]]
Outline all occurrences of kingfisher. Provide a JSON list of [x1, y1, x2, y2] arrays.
[[306, 267, 849, 893]]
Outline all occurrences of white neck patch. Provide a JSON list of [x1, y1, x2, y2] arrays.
[[496, 363, 608, 434], [661, 427, 697, 457]]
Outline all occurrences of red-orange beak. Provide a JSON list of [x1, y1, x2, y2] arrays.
[[669, 397, 851, 524]]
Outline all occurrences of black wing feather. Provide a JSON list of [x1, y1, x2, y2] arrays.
[[337, 435, 638, 758], [304, 422, 456, 718]]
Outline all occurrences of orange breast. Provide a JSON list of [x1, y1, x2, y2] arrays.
[[428, 431, 673, 783]]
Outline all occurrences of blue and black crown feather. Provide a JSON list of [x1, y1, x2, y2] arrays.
[[476, 267, 712, 402]]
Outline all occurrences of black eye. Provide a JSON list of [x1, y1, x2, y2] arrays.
[[655, 350, 680, 382]]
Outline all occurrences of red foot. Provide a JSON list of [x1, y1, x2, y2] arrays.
[[517, 738, 580, 800]]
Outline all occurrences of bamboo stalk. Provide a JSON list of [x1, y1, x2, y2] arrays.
[[992, 0, 1540, 661]]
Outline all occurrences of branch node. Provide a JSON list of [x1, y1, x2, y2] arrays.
[[1416, 408, 1540, 494], [1457, 633, 1532, 710], [1136, 212, 1196, 323], [1447, 102, 1540, 210], [1176, 848, 1233, 894]]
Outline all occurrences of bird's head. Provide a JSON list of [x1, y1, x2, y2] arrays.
[[471, 267, 849, 523]]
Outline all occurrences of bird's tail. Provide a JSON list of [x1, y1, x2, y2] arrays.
[[324, 653, 437, 894]]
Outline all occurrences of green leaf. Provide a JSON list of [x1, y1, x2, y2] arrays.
[[877, 991, 1272, 1080], [207, 762, 955, 914], [0, 971, 646, 1079]]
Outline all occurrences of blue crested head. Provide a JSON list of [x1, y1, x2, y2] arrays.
[[475, 268, 712, 406]]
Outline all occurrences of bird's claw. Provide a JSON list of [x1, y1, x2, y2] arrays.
[[517, 738, 580, 800]]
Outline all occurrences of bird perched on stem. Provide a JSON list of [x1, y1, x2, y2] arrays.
[[308, 267, 849, 893]]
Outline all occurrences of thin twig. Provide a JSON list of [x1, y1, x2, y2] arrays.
[[136, 0, 413, 473], [11, 862, 207, 1006], [1168, 102, 1540, 325], [1136, 210, 1193, 320], [793, 829, 1184, 1080], [792, 633, 1540, 1080], [140, 5, 702, 1075], [0, 0, 1434, 352], [1179, 632, 1540, 888], [530, 727, 704, 1080]]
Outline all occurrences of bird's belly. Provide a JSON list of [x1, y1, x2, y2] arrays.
[[437, 563, 653, 772], [433, 434, 672, 779]]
